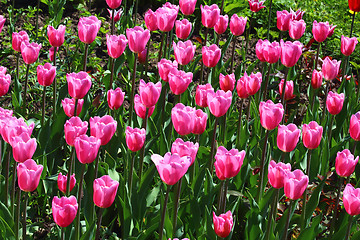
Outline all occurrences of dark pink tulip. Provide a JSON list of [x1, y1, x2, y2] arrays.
[[106, 0, 122, 9], [207, 89, 232, 118], [201, 4, 220, 28], [327, 24, 336, 38], [175, 19, 192, 40], [12, 31, 29, 52], [277, 124, 301, 152], [90, 115, 117, 146], [279, 79, 295, 100], [214, 14, 229, 35], [322, 57, 341, 81], [0, 73, 11, 97], [151, 152, 191, 185], [21, 41, 41, 65], [156, 5, 179, 32], [179, 0, 197, 15], [230, 14, 247, 36], [341, 35, 358, 56], [47, 25, 66, 47], [290, 8, 305, 20], [0, 66, 6, 74], [236, 76, 249, 99], [192, 109, 207, 135], [49, 47, 58, 62], [78, 16, 101, 44], [37, 63, 56, 86], [302, 121, 323, 149], [213, 211, 233, 238], [158, 59, 178, 82], [289, 19, 306, 40], [0, 15, 5, 34], [343, 184, 360, 215], [326, 91, 344, 115], [134, 94, 155, 119], [248, 0, 266, 12], [1, 117, 34, 144], [263, 41, 281, 64], [280, 40, 302, 68], [74, 135, 101, 164], [17, 159, 43, 192], [202, 44, 221, 68], [10, 132, 37, 163], [62, 98, 84, 117], [64, 117, 88, 146], [145, 9, 158, 32], [243, 72, 262, 96], [139, 79, 162, 108], [268, 160, 292, 189], [311, 70, 323, 89], [107, 87, 125, 110], [125, 126, 146, 152], [93, 175, 119, 208], [126, 26, 150, 53], [214, 146, 245, 180], [171, 138, 199, 165], [66, 71, 92, 99], [219, 73, 235, 92], [335, 149, 358, 177], [195, 83, 214, 108], [108, 9, 122, 23], [276, 10, 292, 31], [106, 34, 128, 59], [168, 68, 193, 95], [173, 40, 196, 65], [259, 100, 284, 130], [312, 20, 330, 43], [171, 103, 195, 136], [284, 169, 308, 200], [255, 39, 269, 62], [58, 173, 76, 194], [52, 196, 78, 228], [350, 112, 360, 141]]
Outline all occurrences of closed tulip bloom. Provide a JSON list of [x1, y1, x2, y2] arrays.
[[268, 160, 292, 189], [195, 83, 214, 108], [0, 15, 5, 34], [179, 0, 197, 15], [201, 4, 220, 28], [280, 40, 302, 68], [62, 98, 84, 117], [10, 132, 37, 163], [151, 152, 192, 185], [350, 112, 360, 141], [125, 126, 146, 152], [277, 124, 301, 152], [158, 59, 178, 82], [17, 159, 43, 192], [341, 35, 358, 56], [349, 0, 360, 12], [12, 31, 29, 52], [171, 138, 199, 165], [106, 34, 128, 59], [279, 79, 295, 100], [192, 109, 207, 135], [145, 9, 158, 31], [230, 14, 247, 36], [139, 79, 162, 108], [326, 91, 345, 115], [255, 39, 269, 62], [66, 72, 92, 99], [277, 10, 292, 31], [213, 211, 233, 238], [263, 41, 281, 64], [0, 73, 11, 97], [172, 103, 195, 135], [175, 19, 192, 40], [284, 169, 308, 200], [106, 0, 122, 9], [202, 44, 221, 68], [1, 117, 34, 144], [107, 88, 125, 110], [64, 117, 88, 146], [311, 70, 323, 89], [47, 25, 66, 47], [93, 175, 119, 208], [248, 0, 266, 12], [207, 89, 232, 117], [214, 146, 245, 180], [134, 94, 155, 119], [219, 73, 235, 92], [173, 40, 196, 65], [78, 16, 101, 44], [156, 5, 178, 32], [37, 63, 56, 86], [322, 57, 341, 81], [90, 115, 117, 146], [52, 196, 78, 228], [126, 26, 150, 53], [259, 100, 284, 130], [168, 68, 193, 95], [312, 20, 330, 43], [335, 149, 358, 177], [214, 15, 229, 35], [58, 173, 76, 194], [289, 19, 306, 40], [236, 76, 249, 99], [108, 9, 122, 23], [302, 121, 323, 149], [74, 135, 101, 164], [344, 184, 360, 216], [244, 72, 262, 96], [21, 41, 41, 65]]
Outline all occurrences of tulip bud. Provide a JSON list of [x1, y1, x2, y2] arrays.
[[66, 72, 92, 99], [93, 175, 119, 208], [284, 169, 308, 200], [219, 73, 235, 92], [171, 103, 195, 136], [74, 135, 101, 164], [139, 79, 162, 108], [12, 31, 29, 52], [107, 87, 125, 110], [156, 4, 179, 32], [168, 68, 193, 95], [0, 15, 5, 34], [343, 184, 360, 216], [268, 160, 292, 189], [326, 91, 344, 115], [0, 73, 11, 97], [302, 121, 323, 149], [277, 124, 300, 152], [78, 16, 101, 44], [106, 0, 122, 9], [21, 41, 42, 65], [134, 94, 155, 119], [106, 34, 128, 59], [289, 19, 306, 40], [201, 4, 220, 28], [126, 26, 150, 53], [158, 59, 178, 82], [179, 0, 197, 15], [207, 89, 232, 118], [214, 146, 245, 180], [280, 40, 302, 68], [145, 9, 158, 31], [248, 0, 266, 12], [37, 63, 56, 86], [173, 40, 196, 66], [175, 19, 192, 40], [90, 115, 117, 146], [52, 196, 78, 228], [214, 14, 228, 35], [322, 57, 341, 81], [230, 14, 247, 36], [17, 159, 43, 192], [312, 20, 330, 43], [350, 112, 360, 141], [47, 25, 66, 47], [279, 79, 295, 100], [125, 126, 146, 152], [213, 211, 233, 238], [195, 83, 214, 108], [64, 117, 88, 146], [202, 44, 221, 68], [57, 173, 76, 194], [341, 35, 358, 56], [192, 109, 207, 135], [10, 132, 37, 163], [335, 149, 358, 177], [311, 70, 323, 89], [108, 9, 122, 23], [276, 10, 292, 31], [259, 100, 284, 130], [171, 138, 199, 165]]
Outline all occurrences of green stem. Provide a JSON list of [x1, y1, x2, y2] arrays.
[[159, 185, 171, 240], [4, 147, 10, 207], [265, 188, 279, 240], [75, 164, 87, 240], [246, 96, 252, 122], [263, 63, 271, 100], [353, 141, 358, 154], [95, 208, 104, 240], [328, 114, 335, 150], [321, 81, 330, 124], [209, 118, 219, 174], [301, 149, 312, 230], [16, 52, 20, 81], [172, 178, 183, 238], [83, 44, 89, 72], [94, 147, 101, 180], [23, 64, 30, 113], [345, 215, 354, 240], [160, 83, 168, 126], [129, 54, 138, 127], [61, 227, 65, 240], [74, 98, 79, 117], [281, 67, 289, 106], [230, 36, 237, 73], [35, 0, 40, 40], [220, 0, 225, 13], [257, 130, 269, 202], [329, 177, 343, 237], [221, 113, 227, 146], [41, 86, 46, 126], [200, 28, 209, 85], [139, 108, 149, 183], [109, 57, 115, 90], [245, 13, 254, 65], [53, 47, 57, 116], [314, 43, 321, 70], [22, 192, 28, 240], [266, 0, 273, 39], [144, 36, 151, 82], [157, 32, 165, 63], [282, 200, 293, 240], [66, 147, 75, 196], [350, 12, 356, 38], [111, 8, 115, 35], [15, 188, 20, 240], [128, 152, 135, 197], [236, 99, 244, 149], [11, 162, 17, 216], [133, 0, 138, 27], [217, 181, 224, 214], [221, 179, 228, 212]]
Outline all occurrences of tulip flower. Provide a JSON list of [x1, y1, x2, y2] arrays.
[[213, 211, 233, 238], [179, 0, 197, 15], [58, 173, 76, 194], [311, 70, 323, 89], [280, 40, 302, 68], [168, 68, 193, 95], [0, 66, 6, 74], [255, 39, 268, 62], [52, 196, 78, 228], [0, 15, 5, 34], [327, 24, 336, 38], [202, 44, 221, 68], [145, 9, 158, 31], [259, 100, 284, 130], [335, 149, 358, 177], [0, 107, 12, 120], [201, 4, 220, 29], [171, 103, 195, 136], [78, 16, 101, 44], [1, 117, 34, 144], [106, 0, 122, 9], [134, 94, 155, 119], [341, 35, 358, 56], [248, 0, 266, 12], [12, 31, 29, 52], [106, 34, 128, 59], [74, 135, 101, 164], [192, 109, 207, 135], [64, 117, 88, 146], [171, 138, 199, 165], [139, 79, 162, 108], [156, 5, 179, 32], [47, 25, 66, 47], [214, 15, 229, 35], [322, 57, 341, 81], [219, 73, 235, 92], [207, 89, 232, 118], [349, 0, 360, 12], [350, 112, 360, 141], [125, 126, 146, 152], [326, 91, 344, 115], [195, 83, 214, 108], [20, 41, 41, 65], [10, 132, 37, 163], [343, 184, 360, 216], [62, 98, 84, 117], [126, 26, 150, 53], [289, 19, 306, 40], [49, 47, 57, 62], [93, 175, 119, 208], [66, 72, 92, 99], [302, 121, 323, 149], [175, 19, 192, 40], [173, 40, 196, 65], [284, 169, 308, 200], [236, 77, 249, 99], [279, 79, 295, 100], [37, 63, 56, 86], [277, 124, 301, 152], [230, 14, 247, 36], [242, 72, 262, 96], [263, 41, 281, 64], [276, 10, 292, 31], [90, 115, 117, 146], [158, 59, 178, 82], [107, 87, 125, 110], [290, 8, 305, 20], [214, 146, 245, 180], [0, 73, 11, 97], [268, 160, 292, 189], [17, 159, 43, 192], [138, 48, 147, 64], [108, 8, 122, 23], [312, 20, 330, 43]]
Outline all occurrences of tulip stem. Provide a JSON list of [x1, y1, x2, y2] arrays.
[[95, 207, 104, 240], [220, 0, 225, 13], [41, 86, 46, 126], [128, 152, 135, 197], [328, 114, 335, 150], [22, 192, 28, 240], [230, 36, 237, 73], [209, 117, 219, 174], [129, 54, 138, 127], [257, 129, 269, 202], [83, 43, 89, 72], [221, 113, 227, 146], [15, 187, 20, 240], [94, 147, 102, 180], [66, 147, 75, 196], [133, 0, 138, 27], [157, 32, 165, 63], [350, 12, 355, 38], [11, 162, 17, 216], [321, 81, 330, 124], [282, 200, 293, 240], [16, 52, 20, 81], [73, 98, 79, 118], [263, 63, 271, 100], [314, 43, 321, 71], [329, 177, 343, 237], [159, 185, 171, 240], [246, 96, 252, 122], [221, 179, 228, 213], [139, 108, 149, 183], [4, 147, 10, 207], [345, 215, 353, 240], [200, 28, 209, 85], [111, 8, 115, 35], [144, 36, 151, 82], [301, 149, 312, 230], [266, 0, 273, 39], [61, 227, 65, 240], [265, 188, 279, 240], [109, 58, 115, 90], [236, 99, 244, 149], [245, 13, 254, 65], [35, 0, 40, 40], [53, 47, 57, 116], [281, 67, 289, 106], [353, 141, 358, 154], [172, 177, 183, 238], [23, 64, 30, 114], [75, 163, 87, 240]]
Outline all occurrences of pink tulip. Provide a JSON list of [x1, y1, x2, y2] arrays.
[[202, 44, 221, 68], [171, 138, 199, 165], [214, 146, 245, 180], [145, 9, 158, 31], [106, 0, 122, 9], [263, 41, 281, 64], [158, 59, 178, 82], [138, 48, 147, 64], [74, 135, 101, 164], [47, 25, 66, 47], [219, 73, 235, 92], [108, 9, 122, 23], [341, 35, 358, 56], [1, 117, 34, 144], [93, 175, 119, 208], [52, 196, 78, 228], [277, 124, 301, 152], [49, 47, 58, 62], [10, 132, 37, 163], [343, 184, 360, 215], [173, 40, 196, 65], [236, 76, 249, 99], [134, 94, 155, 119], [277, 10, 292, 31], [0, 73, 11, 97], [107, 87, 125, 110], [156, 5, 179, 32], [350, 112, 360, 141], [255, 39, 268, 62], [171, 103, 195, 136], [322, 57, 341, 81], [90, 115, 117, 146], [290, 8, 305, 20], [66, 71, 92, 99], [0, 15, 5, 34], [126, 26, 150, 53], [248, 0, 266, 12], [64, 117, 88, 146], [168, 68, 193, 95], [0, 107, 12, 120], [201, 4, 220, 28], [175, 19, 192, 40], [17, 159, 43, 192], [289, 19, 306, 40], [284, 169, 308, 200], [37, 63, 56, 86], [139, 79, 162, 108], [230, 14, 247, 36], [192, 109, 207, 135], [214, 15, 229, 35], [179, 0, 197, 15], [151, 152, 191, 185], [0, 66, 6, 74], [268, 160, 292, 189], [243, 72, 262, 96], [62, 98, 84, 117], [213, 211, 233, 238], [78, 16, 101, 44], [302, 121, 323, 149], [58, 173, 76, 194], [21, 41, 41, 65], [326, 91, 344, 115], [106, 34, 128, 59], [207, 89, 232, 117], [195, 83, 214, 108], [279, 79, 295, 100], [327, 24, 336, 38], [125, 126, 146, 152], [311, 70, 323, 89], [280, 40, 302, 68], [312, 20, 330, 43], [335, 149, 358, 177], [12, 31, 29, 52], [259, 100, 284, 130], [163, 2, 180, 12]]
